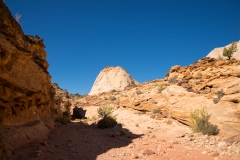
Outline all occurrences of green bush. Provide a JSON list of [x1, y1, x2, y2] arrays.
[[120, 129, 127, 136], [97, 105, 114, 118], [152, 108, 162, 114], [190, 106, 219, 135], [157, 84, 165, 93], [97, 116, 117, 129], [217, 89, 224, 99], [55, 115, 70, 125], [168, 75, 178, 84], [223, 42, 238, 59]]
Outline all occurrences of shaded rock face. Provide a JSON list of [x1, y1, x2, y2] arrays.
[[89, 66, 139, 95], [76, 57, 240, 137], [0, 1, 56, 158], [52, 83, 71, 116], [72, 107, 86, 119], [207, 41, 240, 60]]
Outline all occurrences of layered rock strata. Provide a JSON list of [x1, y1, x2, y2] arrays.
[[0, 1, 57, 158], [76, 57, 240, 137]]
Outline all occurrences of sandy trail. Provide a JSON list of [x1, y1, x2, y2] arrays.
[[11, 108, 238, 160]]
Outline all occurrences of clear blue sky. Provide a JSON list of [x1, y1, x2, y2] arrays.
[[5, 0, 240, 94]]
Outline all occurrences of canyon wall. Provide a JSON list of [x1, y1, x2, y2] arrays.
[[0, 1, 58, 158]]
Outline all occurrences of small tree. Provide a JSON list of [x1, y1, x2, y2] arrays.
[[223, 42, 238, 59]]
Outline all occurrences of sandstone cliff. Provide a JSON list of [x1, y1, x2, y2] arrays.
[[89, 66, 139, 95], [207, 41, 240, 60], [0, 1, 57, 158], [75, 57, 240, 137]]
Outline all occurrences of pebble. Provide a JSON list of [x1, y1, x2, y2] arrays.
[[210, 152, 219, 157], [142, 149, 155, 155]]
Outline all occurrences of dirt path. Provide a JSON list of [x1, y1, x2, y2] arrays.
[[11, 108, 239, 160]]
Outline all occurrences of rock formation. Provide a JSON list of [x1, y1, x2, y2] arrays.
[[207, 41, 240, 60], [77, 57, 240, 137], [0, 1, 58, 158], [52, 83, 71, 116], [89, 66, 139, 95]]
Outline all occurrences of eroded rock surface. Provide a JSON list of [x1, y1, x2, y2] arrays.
[[89, 66, 139, 95], [75, 57, 240, 137], [0, 1, 58, 158]]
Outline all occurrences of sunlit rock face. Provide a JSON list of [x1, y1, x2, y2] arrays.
[[83, 57, 240, 138], [207, 41, 240, 60], [89, 66, 139, 95], [0, 1, 58, 157]]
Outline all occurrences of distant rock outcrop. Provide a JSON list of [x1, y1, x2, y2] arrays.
[[89, 66, 139, 95], [207, 41, 240, 60]]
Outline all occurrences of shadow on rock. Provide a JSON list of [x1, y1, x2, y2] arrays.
[[71, 106, 87, 120], [10, 122, 143, 160]]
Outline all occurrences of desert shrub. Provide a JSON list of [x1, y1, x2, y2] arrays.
[[223, 41, 238, 59], [110, 96, 116, 101], [120, 129, 127, 136], [152, 108, 162, 114], [88, 115, 97, 122], [168, 75, 178, 84], [190, 106, 219, 135], [157, 84, 165, 93], [213, 98, 219, 104], [195, 81, 200, 85], [136, 90, 142, 95], [97, 105, 114, 118], [55, 114, 70, 125], [97, 116, 117, 129], [213, 89, 224, 104], [197, 73, 202, 79], [217, 89, 224, 99]]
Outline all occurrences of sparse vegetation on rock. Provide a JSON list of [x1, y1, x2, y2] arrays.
[[98, 116, 117, 129], [55, 113, 70, 125], [110, 96, 116, 101], [190, 106, 219, 135], [213, 89, 225, 104], [97, 105, 114, 118], [168, 75, 178, 84], [97, 105, 117, 128], [152, 108, 162, 114], [136, 90, 142, 95], [157, 84, 165, 93], [223, 42, 238, 59]]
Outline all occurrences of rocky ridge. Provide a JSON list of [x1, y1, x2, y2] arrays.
[[89, 66, 139, 95], [74, 57, 240, 137], [207, 41, 240, 60]]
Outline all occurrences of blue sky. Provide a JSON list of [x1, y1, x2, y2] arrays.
[[5, 0, 240, 94]]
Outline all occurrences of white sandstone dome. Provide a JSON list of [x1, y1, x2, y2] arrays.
[[89, 66, 139, 95]]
